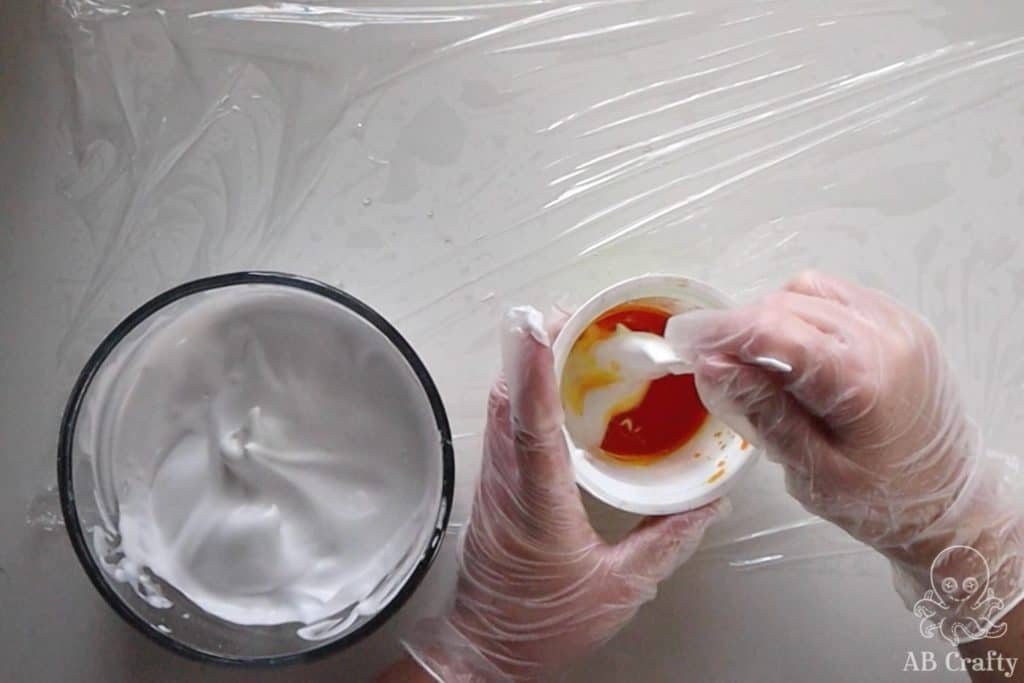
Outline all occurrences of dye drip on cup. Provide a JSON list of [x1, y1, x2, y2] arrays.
[[561, 301, 708, 464]]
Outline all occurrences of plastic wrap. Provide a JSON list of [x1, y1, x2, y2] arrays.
[[16, 0, 1024, 680]]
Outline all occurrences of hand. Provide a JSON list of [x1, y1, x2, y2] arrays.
[[402, 307, 725, 681], [667, 271, 1024, 637]]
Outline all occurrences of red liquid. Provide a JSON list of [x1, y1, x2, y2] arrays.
[[594, 304, 708, 461]]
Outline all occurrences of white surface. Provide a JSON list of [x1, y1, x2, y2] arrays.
[[3, 1, 1024, 681]]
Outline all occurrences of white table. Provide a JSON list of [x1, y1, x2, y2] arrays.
[[3, 1, 1023, 680]]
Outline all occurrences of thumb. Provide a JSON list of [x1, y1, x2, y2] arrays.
[[695, 354, 832, 477], [693, 354, 772, 448], [611, 499, 729, 582], [500, 306, 577, 499]]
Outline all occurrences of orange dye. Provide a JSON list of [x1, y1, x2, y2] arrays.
[[594, 304, 708, 462]]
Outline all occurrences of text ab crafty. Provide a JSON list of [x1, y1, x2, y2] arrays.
[[904, 650, 1018, 678]]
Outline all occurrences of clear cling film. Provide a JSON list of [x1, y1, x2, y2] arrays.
[[6, 0, 1024, 679]]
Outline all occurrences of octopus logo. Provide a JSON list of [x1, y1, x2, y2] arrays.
[[913, 545, 1008, 646]]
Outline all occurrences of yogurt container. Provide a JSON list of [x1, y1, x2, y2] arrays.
[[552, 275, 759, 515]]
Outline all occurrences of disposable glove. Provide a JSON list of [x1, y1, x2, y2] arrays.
[[403, 307, 726, 681], [666, 271, 1024, 641]]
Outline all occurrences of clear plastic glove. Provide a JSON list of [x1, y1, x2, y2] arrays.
[[403, 307, 726, 681], [666, 271, 1024, 638]]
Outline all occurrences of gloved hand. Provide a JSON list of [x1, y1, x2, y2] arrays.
[[403, 307, 726, 681], [666, 270, 1024, 639]]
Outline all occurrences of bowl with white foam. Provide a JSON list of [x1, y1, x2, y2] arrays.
[[58, 272, 454, 665], [552, 274, 759, 516]]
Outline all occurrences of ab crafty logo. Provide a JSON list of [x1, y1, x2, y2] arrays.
[[912, 545, 1007, 646], [904, 545, 1017, 679]]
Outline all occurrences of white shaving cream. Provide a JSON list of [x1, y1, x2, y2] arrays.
[[78, 284, 444, 637]]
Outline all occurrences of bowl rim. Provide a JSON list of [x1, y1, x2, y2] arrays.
[[57, 270, 456, 667]]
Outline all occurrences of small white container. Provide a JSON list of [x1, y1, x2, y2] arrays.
[[552, 274, 759, 515]]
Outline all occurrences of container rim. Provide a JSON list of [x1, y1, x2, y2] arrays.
[[551, 274, 759, 515]]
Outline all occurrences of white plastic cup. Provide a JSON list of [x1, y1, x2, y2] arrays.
[[552, 274, 759, 515]]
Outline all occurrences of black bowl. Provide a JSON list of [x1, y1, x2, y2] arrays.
[[58, 271, 454, 666]]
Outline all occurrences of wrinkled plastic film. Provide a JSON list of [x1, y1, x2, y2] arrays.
[[47, 1, 1024, 679]]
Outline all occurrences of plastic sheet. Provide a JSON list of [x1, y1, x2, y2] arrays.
[[11, 0, 1024, 680]]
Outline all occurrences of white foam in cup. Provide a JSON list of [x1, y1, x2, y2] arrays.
[[75, 280, 448, 641], [552, 275, 760, 515]]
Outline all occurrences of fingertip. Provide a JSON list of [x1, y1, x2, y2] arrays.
[[693, 357, 768, 450], [644, 499, 726, 539], [693, 354, 762, 414], [503, 306, 551, 346], [614, 500, 727, 579], [707, 496, 732, 522], [664, 309, 730, 361], [500, 306, 564, 444], [676, 497, 730, 531]]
